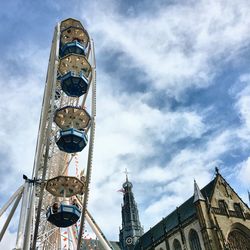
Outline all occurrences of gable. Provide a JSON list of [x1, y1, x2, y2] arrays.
[[210, 174, 250, 213]]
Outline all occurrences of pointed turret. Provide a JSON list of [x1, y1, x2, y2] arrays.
[[193, 179, 205, 203], [193, 179, 217, 249], [119, 170, 143, 250]]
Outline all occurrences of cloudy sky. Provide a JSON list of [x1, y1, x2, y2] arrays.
[[1, 0, 250, 248]]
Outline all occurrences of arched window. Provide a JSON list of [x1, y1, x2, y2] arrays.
[[228, 229, 250, 250], [173, 239, 182, 250], [189, 229, 202, 250]]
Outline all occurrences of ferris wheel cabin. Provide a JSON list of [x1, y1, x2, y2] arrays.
[[60, 71, 89, 97], [56, 128, 88, 153], [61, 41, 86, 57], [58, 19, 91, 97], [46, 204, 81, 228], [59, 54, 91, 97]]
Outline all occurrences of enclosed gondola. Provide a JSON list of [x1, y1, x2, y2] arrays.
[[56, 128, 88, 153], [60, 41, 86, 57], [46, 203, 81, 227], [60, 71, 88, 97], [60, 19, 89, 48], [58, 54, 91, 97]]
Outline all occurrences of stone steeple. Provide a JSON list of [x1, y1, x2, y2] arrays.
[[119, 171, 143, 250]]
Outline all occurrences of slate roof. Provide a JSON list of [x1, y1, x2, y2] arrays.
[[134, 177, 216, 250]]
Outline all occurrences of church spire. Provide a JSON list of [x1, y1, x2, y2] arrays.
[[193, 179, 205, 203], [119, 171, 143, 250]]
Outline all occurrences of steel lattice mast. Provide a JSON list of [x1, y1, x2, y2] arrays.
[[0, 18, 112, 250]]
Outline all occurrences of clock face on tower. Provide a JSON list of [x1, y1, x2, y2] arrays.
[[126, 236, 133, 245]]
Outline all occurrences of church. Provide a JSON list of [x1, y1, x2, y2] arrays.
[[118, 168, 250, 250]]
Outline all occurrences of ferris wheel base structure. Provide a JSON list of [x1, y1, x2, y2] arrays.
[[0, 18, 112, 250]]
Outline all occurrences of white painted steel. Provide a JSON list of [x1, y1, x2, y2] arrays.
[[86, 210, 113, 250], [31, 22, 61, 250], [23, 182, 35, 250], [69, 226, 78, 249], [76, 38, 97, 250], [16, 182, 30, 249], [75, 196, 113, 250], [0, 18, 103, 250], [0, 192, 22, 241], [0, 185, 23, 218]]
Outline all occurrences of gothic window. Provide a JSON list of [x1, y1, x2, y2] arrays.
[[218, 200, 227, 214], [233, 203, 242, 217], [173, 239, 182, 250], [228, 230, 250, 250], [189, 229, 202, 250]]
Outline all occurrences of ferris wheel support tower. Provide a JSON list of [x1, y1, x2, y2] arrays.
[[0, 18, 112, 250]]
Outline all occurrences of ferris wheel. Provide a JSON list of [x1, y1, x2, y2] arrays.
[[0, 18, 112, 250]]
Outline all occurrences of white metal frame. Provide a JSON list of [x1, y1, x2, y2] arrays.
[[0, 19, 113, 250]]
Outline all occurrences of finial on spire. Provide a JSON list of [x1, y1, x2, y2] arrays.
[[124, 168, 130, 182], [215, 166, 219, 175], [193, 179, 205, 203], [122, 169, 133, 189]]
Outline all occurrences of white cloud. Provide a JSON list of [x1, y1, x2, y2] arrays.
[[233, 74, 250, 142], [37, 0, 250, 240], [145, 195, 184, 217], [0, 44, 48, 195], [86, 70, 209, 237], [238, 157, 250, 186], [85, 0, 250, 99], [1, 0, 250, 245], [0, 214, 17, 250], [129, 128, 235, 228]]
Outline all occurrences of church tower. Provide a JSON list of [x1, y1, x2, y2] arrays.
[[119, 172, 143, 250]]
